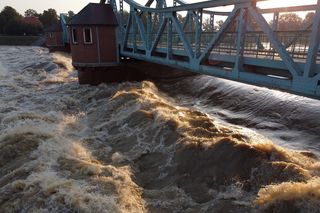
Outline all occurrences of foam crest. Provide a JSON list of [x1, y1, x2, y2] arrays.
[[1, 46, 320, 212], [256, 178, 320, 211]]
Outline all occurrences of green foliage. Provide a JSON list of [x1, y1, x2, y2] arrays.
[[0, 6, 43, 36], [23, 23, 43, 36], [277, 13, 303, 31], [39, 8, 58, 28], [66, 10, 75, 22], [303, 12, 315, 26], [25, 9, 38, 17], [3, 19, 24, 35], [67, 11, 75, 18], [3, 19, 42, 36], [0, 6, 22, 34]]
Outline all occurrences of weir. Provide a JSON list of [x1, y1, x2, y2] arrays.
[[63, 0, 320, 98]]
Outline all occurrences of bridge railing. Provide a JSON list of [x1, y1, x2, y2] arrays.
[[119, 0, 320, 98], [126, 30, 314, 62]]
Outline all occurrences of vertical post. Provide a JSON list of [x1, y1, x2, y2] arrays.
[[195, 9, 203, 58], [120, 0, 124, 21], [109, 0, 117, 12], [189, 13, 193, 33], [272, 12, 279, 31], [131, 9, 137, 53], [210, 14, 215, 31], [167, 18, 173, 59], [234, 8, 247, 76], [304, 0, 320, 78], [147, 12, 152, 51], [119, 0, 124, 41], [157, 0, 165, 24]]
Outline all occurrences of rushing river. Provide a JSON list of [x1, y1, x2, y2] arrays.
[[0, 46, 320, 213]]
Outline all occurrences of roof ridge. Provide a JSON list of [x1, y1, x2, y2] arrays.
[[68, 3, 118, 26]]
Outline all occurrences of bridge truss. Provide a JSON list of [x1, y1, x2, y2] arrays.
[[107, 0, 320, 98]]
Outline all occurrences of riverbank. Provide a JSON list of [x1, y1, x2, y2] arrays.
[[0, 35, 40, 46]]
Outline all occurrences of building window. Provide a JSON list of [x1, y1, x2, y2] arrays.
[[83, 27, 93, 44], [49, 32, 53, 38], [72, 28, 78, 44]]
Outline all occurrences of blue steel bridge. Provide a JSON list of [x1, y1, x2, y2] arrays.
[[69, 0, 320, 98]]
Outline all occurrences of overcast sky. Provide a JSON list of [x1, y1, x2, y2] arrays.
[[0, 0, 317, 15]]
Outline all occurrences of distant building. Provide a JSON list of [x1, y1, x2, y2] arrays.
[[45, 23, 64, 48], [68, 3, 119, 69]]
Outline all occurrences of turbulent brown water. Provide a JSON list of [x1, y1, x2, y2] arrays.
[[1, 46, 320, 213]]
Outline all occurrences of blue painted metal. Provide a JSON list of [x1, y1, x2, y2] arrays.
[[113, 0, 320, 98], [60, 14, 69, 44], [304, 0, 320, 78]]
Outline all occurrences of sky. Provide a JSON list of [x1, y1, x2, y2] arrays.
[[0, 0, 100, 14], [0, 0, 317, 15]]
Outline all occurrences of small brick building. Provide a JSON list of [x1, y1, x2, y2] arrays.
[[68, 3, 119, 69], [45, 23, 64, 48]]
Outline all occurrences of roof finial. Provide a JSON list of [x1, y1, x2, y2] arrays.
[[100, 0, 106, 4]]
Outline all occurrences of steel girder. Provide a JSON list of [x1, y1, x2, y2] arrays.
[[118, 0, 320, 98]]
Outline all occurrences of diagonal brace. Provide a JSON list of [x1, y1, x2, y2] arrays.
[[248, 6, 302, 77], [198, 8, 239, 63], [171, 13, 194, 59], [150, 17, 168, 52], [134, 13, 147, 50], [122, 13, 133, 50]]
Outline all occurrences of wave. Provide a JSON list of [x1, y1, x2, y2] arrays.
[[156, 76, 320, 154], [0, 46, 320, 212]]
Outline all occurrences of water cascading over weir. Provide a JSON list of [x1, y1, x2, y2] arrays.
[[68, 0, 320, 99]]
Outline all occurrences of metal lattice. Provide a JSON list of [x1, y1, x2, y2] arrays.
[[117, 0, 320, 98]]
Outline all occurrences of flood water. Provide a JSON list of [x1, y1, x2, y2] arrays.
[[1, 46, 320, 212]]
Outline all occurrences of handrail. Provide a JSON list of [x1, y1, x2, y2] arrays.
[[123, 0, 317, 15], [123, 0, 266, 12]]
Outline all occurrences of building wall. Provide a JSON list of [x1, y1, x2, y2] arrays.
[[98, 26, 118, 63], [70, 25, 118, 66], [46, 32, 64, 47]]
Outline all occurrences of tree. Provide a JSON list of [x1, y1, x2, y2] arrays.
[[25, 9, 38, 17], [303, 12, 315, 26], [67, 10, 75, 18], [0, 6, 22, 21], [277, 13, 303, 31], [202, 18, 214, 32], [39, 8, 58, 27], [22, 23, 43, 35], [0, 6, 22, 33], [65, 10, 75, 22], [3, 19, 24, 35], [215, 20, 224, 30]]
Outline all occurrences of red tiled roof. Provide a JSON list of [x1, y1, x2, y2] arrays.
[[22, 16, 42, 26], [69, 3, 118, 26]]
